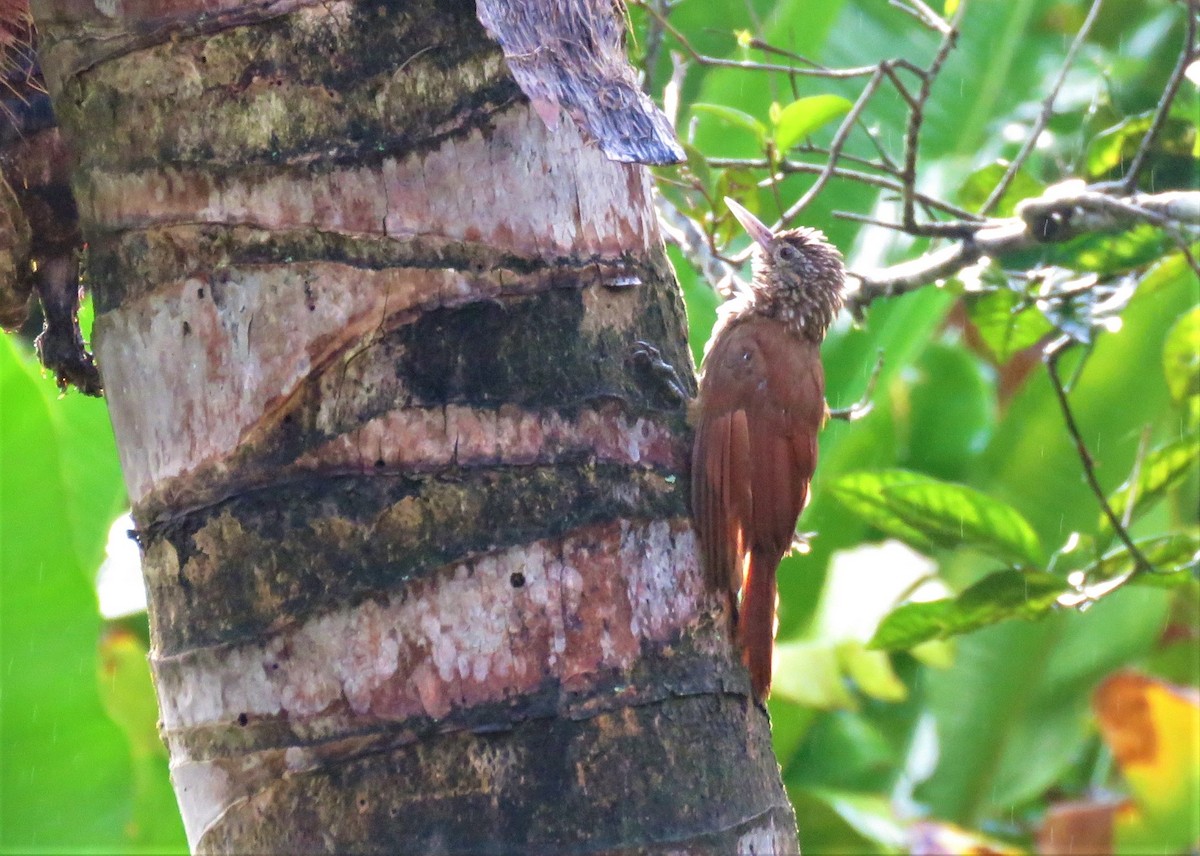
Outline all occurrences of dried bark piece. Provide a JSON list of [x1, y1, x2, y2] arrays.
[[476, 0, 684, 165]]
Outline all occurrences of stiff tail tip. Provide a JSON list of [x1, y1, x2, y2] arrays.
[[738, 550, 779, 703]]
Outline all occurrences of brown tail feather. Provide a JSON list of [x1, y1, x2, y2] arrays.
[[738, 548, 778, 702]]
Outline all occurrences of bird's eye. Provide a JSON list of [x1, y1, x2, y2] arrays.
[[776, 244, 798, 262]]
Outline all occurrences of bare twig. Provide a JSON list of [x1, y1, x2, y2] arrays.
[[707, 157, 981, 222], [1121, 2, 1199, 192], [889, 0, 952, 35], [1044, 335, 1153, 575], [775, 64, 892, 228], [900, 3, 963, 229], [654, 191, 742, 295], [632, 1, 886, 79], [980, 0, 1105, 216]]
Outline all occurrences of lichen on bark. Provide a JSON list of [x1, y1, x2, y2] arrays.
[[29, 0, 798, 851]]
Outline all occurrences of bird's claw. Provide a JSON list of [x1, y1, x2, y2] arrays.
[[828, 351, 883, 423], [789, 531, 816, 555], [630, 340, 690, 402]]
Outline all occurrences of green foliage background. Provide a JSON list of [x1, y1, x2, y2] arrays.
[[1, 0, 1197, 852]]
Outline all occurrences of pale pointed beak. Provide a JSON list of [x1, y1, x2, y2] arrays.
[[724, 196, 774, 249]]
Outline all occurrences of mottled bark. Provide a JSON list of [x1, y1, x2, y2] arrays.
[[32, 0, 797, 851]]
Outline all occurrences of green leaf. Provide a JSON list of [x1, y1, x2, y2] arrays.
[[803, 788, 908, 852], [680, 141, 713, 195], [691, 102, 768, 144], [773, 94, 854, 153], [0, 336, 170, 852], [827, 470, 941, 553], [830, 470, 1044, 566], [870, 570, 1067, 650], [900, 341, 996, 480], [1163, 307, 1200, 404], [97, 627, 188, 848], [1088, 533, 1200, 588], [1101, 435, 1200, 539], [838, 641, 908, 702], [956, 160, 1044, 218], [774, 638, 858, 709], [714, 168, 764, 245], [968, 287, 1053, 363], [1087, 113, 1197, 186]]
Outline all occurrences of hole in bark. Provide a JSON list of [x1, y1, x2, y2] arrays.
[[237, 712, 248, 726], [510, 572, 525, 588], [181, 321, 191, 336], [374, 458, 385, 469], [196, 287, 205, 299]]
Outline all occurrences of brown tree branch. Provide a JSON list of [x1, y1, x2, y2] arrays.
[[1044, 335, 1154, 576], [847, 188, 1200, 307]]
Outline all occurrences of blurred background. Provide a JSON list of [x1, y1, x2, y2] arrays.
[[2, 0, 1197, 852]]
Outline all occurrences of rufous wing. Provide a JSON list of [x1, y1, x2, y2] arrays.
[[691, 314, 825, 699]]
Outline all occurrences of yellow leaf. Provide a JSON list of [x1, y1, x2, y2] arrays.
[[1094, 672, 1200, 852]]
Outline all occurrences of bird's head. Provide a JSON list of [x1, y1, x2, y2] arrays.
[[725, 197, 845, 339]]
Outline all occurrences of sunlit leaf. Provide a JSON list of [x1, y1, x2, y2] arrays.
[[773, 94, 854, 153], [1094, 672, 1200, 854], [1101, 435, 1200, 539], [1163, 306, 1200, 404], [956, 160, 1044, 217], [888, 481, 1044, 565], [691, 102, 768, 144], [828, 470, 940, 553], [869, 569, 1067, 650], [968, 288, 1053, 363], [1087, 113, 1197, 187], [831, 470, 1044, 565], [1042, 224, 1171, 277]]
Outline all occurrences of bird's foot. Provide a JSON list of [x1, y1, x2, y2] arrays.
[[630, 340, 690, 403], [789, 531, 816, 555], [828, 351, 883, 423]]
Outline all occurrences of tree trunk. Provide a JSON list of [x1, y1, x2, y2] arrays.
[[32, 0, 798, 851]]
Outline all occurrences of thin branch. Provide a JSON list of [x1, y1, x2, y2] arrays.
[[848, 188, 1200, 306], [889, 0, 953, 35], [1044, 335, 1153, 575], [653, 191, 742, 295], [632, 1, 886, 79], [833, 209, 980, 238], [1121, 2, 1199, 192], [980, 0, 1105, 216], [900, 2, 963, 229], [775, 64, 891, 228]]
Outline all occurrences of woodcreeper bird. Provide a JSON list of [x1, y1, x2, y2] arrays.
[[692, 198, 846, 702]]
